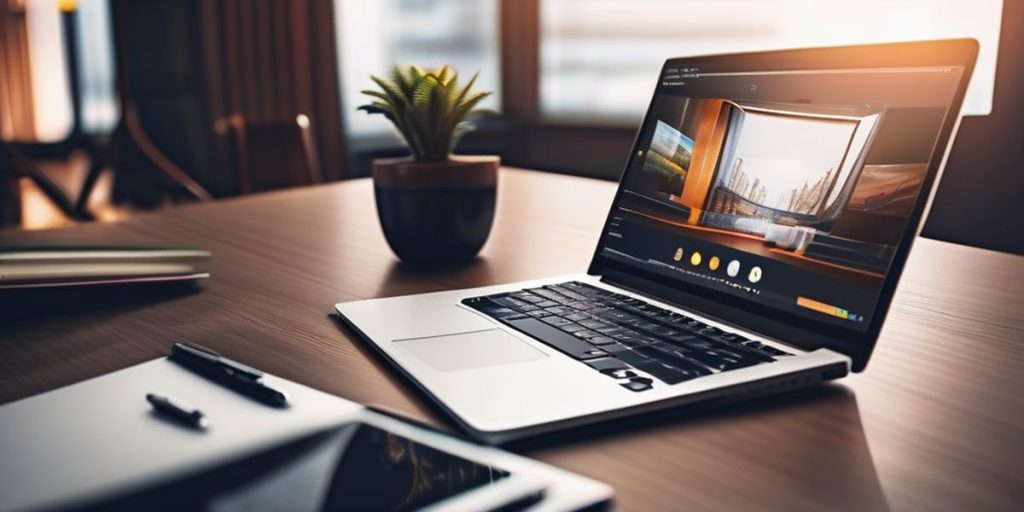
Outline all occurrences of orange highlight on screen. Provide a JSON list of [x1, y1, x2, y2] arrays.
[[796, 296, 849, 319]]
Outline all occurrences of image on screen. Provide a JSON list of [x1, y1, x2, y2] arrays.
[[205, 423, 509, 512], [602, 63, 964, 330]]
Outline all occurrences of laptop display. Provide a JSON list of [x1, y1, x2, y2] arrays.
[[597, 47, 969, 333]]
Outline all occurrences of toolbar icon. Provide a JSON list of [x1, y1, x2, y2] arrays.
[[748, 266, 762, 283], [727, 260, 740, 277]]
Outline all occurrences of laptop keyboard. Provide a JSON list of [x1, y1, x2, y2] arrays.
[[462, 281, 792, 392]]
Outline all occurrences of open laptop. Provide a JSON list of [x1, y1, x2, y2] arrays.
[[336, 39, 978, 444]]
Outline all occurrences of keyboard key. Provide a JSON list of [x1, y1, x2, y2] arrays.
[[621, 377, 654, 392], [664, 312, 691, 324], [719, 333, 748, 343], [585, 357, 633, 378], [644, 325, 682, 337], [461, 297, 522, 320], [596, 309, 643, 324], [588, 336, 618, 346], [611, 347, 652, 367], [755, 344, 792, 356], [560, 324, 586, 334], [563, 282, 611, 297], [673, 337, 716, 350], [600, 341, 633, 353], [541, 316, 573, 327], [636, 344, 713, 379], [613, 349, 691, 385], [545, 285, 588, 301], [506, 317, 610, 360], [595, 325, 627, 336], [490, 295, 532, 311], [686, 348, 761, 371], [527, 288, 573, 304], [611, 331, 654, 348], [579, 319, 613, 330], [526, 310, 551, 318], [565, 313, 589, 322], [683, 320, 707, 330], [606, 368, 637, 379], [666, 333, 700, 345], [511, 292, 545, 303], [571, 329, 602, 339]]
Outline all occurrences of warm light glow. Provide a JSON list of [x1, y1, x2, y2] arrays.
[[57, 0, 77, 13], [25, 0, 74, 141]]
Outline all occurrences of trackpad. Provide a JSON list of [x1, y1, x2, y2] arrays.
[[394, 329, 548, 372]]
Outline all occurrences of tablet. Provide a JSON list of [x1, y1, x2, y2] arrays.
[[78, 411, 611, 512]]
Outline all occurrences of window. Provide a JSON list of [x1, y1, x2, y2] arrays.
[[74, 0, 118, 134], [334, 0, 501, 138], [540, 0, 1002, 123]]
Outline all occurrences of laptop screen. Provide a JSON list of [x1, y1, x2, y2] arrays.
[[598, 56, 966, 332]]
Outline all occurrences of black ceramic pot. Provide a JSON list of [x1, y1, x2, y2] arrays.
[[373, 156, 498, 264]]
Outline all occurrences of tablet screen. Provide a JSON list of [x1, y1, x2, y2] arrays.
[[97, 422, 512, 511], [216, 423, 510, 512]]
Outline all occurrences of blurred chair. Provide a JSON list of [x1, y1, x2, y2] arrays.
[[198, 0, 346, 195], [75, 0, 214, 216], [220, 114, 322, 194], [5, 0, 346, 225], [75, 0, 346, 210], [0, 142, 83, 225], [0, 0, 89, 225]]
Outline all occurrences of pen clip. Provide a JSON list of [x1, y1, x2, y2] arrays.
[[180, 341, 220, 358], [174, 342, 264, 381]]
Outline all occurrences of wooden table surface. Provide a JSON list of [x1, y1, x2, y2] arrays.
[[2, 168, 1021, 511]]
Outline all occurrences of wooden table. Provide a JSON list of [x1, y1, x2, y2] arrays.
[[2, 168, 1021, 511]]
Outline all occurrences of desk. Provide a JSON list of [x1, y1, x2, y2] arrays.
[[1, 168, 1021, 511]]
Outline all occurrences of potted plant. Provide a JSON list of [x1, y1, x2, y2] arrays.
[[359, 65, 497, 264]]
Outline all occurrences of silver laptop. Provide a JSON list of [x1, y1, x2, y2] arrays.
[[336, 39, 978, 444]]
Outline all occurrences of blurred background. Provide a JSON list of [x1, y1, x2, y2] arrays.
[[1, 0, 1020, 254]]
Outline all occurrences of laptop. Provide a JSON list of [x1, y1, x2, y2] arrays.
[[336, 39, 978, 444], [0, 244, 210, 289]]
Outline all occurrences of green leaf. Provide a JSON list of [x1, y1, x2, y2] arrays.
[[453, 71, 479, 108], [360, 89, 394, 108], [453, 91, 491, 121], [359, 64, 491, 161], [435, 64, 452, 85], [369, 75, 408, 114], [390, 66, 413, 97]]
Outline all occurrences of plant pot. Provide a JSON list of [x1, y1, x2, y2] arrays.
[[373, 155, 498, 264]]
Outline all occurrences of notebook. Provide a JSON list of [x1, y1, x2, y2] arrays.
[[0, 358, 611, 512]]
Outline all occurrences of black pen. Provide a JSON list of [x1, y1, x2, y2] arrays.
[[169, 342, 290, 407], [147, 393, 208, 429]]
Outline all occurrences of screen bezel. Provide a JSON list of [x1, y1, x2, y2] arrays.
[[586, 39, 979, 371]]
